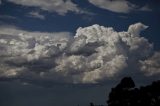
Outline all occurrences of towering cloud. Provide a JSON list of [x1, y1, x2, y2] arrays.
[[0, 23, 159, 84]]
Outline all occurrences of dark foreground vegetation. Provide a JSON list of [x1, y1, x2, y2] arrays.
[[89, 77, 160, 106]]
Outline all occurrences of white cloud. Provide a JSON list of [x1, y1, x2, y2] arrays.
[[128, 23, 148, 36], [140, 52, 160, 76], [0, 25, 72, 59], [88, 0, 152, 13], [88, 0, 136, 13], [0, 25, 71, 37], [27, 11, 45, 20], [0, 64, 26, 77], [7, 0, 85, 15], [82, 55, 127, 83], [0, 23, 157, 84]]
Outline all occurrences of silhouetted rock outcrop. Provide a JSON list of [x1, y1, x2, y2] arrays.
[[107, 77, 160, 106]]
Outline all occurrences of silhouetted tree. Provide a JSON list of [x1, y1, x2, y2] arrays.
[[90, 102, 94, 106], [107, 77, 160, 106]]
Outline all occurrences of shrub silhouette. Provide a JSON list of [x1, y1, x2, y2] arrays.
[[107, 77, 160, 106], [90, 102, 94, 106]]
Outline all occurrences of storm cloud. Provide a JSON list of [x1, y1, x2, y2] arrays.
[[0, 23, 159, 84]]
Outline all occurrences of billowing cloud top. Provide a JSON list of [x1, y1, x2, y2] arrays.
[[0, 23, 159, 84]]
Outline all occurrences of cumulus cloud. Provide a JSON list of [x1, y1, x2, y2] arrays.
[[0, 23, 158, 84], [7, 0, 86, 15], [0, 25, 72, 79], [128, 23, 149, 36], [88, 0, 152, 13], [140, 52, 160, 76]]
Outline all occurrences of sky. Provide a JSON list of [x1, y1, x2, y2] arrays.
[[0, 0, 160, 106]]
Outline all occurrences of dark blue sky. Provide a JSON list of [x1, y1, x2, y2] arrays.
[[0, 0, 160, 106]]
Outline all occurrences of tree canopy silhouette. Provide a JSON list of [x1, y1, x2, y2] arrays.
[[107, 77, 160, 106]]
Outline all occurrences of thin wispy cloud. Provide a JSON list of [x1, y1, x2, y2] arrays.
[[7, 0, 90, 15], [88, 0, 152, 13], [27, 11, 45, 20]]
